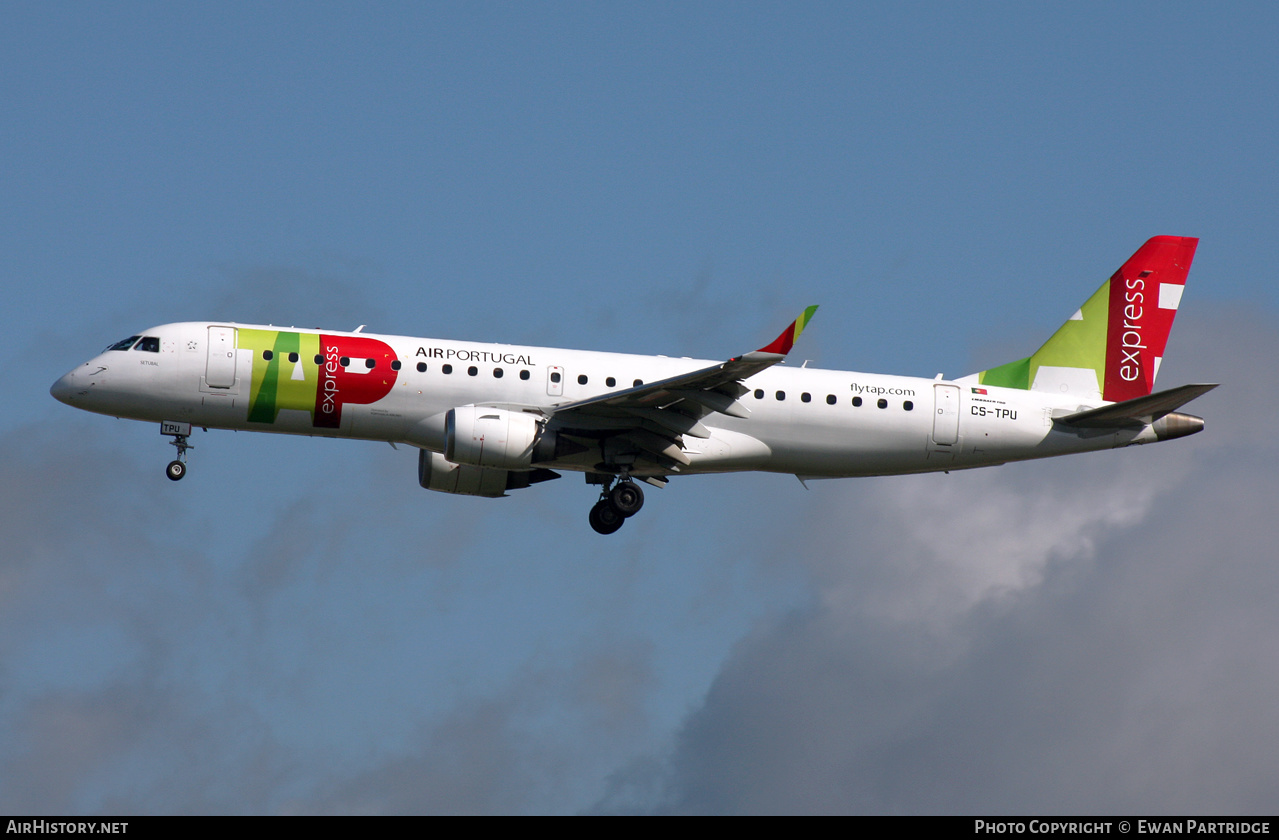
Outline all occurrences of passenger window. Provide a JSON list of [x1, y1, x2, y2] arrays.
[[877, 398, 887, 409], [416, 362, 427, 373], [314, 354, 323, 365], [903, 401, 913, 411], [288, 352, 299, 363], [340, 356, 350, 366], [262, 350, 273, 361], [468, 366, 478, 376], [633, 379, 643, 387], [852, 397, 863, 407], [442, 364, 453, 374], [390, 360, 401, 371], [754, 389, 764, 399], [826, 394, 836, 405], [578, 374, 588, 385], [366, 359, 376, 369], [606, 377, 616, 387], [551, 371, 561, 384], [520, 370, 530, 380], [106, 336, 140, 352], [801, 392, 811, 403], [776, 391, 786, 401], [493, 368, 503, 378]]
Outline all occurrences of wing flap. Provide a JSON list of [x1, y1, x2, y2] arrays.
[[617, 428, 692, 466]]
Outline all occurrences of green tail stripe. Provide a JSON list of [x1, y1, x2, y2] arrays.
[[977, 280, 1110, 392], [978, 356, 1032, 390]]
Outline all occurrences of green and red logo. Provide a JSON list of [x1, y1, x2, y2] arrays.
[[239, 329, 399, 428]]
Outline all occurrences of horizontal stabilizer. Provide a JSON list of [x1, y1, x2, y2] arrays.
[[1054, 383, 1218, 429]]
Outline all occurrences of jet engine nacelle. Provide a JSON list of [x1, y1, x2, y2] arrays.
[[419, 449, 509, 497], [418, 449, 560, 497], [445, 406, 554, 470]]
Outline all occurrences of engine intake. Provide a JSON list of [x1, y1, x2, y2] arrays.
[[445, 406, 555, 469]]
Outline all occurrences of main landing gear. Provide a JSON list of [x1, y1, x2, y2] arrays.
[[588, 477, 646, 535], [161, 421, 194, 481]]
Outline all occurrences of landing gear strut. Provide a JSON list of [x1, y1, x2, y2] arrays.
[[588, 475, 646, 534], [161, 421, 194, 481]]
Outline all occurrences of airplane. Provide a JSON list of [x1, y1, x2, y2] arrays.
[[51, 236, 1216, 534]]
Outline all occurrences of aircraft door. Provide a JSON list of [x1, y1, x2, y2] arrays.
[[547, 365, 564, 397], [932, 383, 960, 445], [206, 326, 237, 388]]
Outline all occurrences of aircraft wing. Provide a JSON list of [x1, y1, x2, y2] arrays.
[[536, 306, 818, 473]]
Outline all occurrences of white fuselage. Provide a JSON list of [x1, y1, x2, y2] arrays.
[[51, 321, 1158, 480]]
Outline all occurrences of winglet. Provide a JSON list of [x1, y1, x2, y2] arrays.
[[757, 305, 819, 355]]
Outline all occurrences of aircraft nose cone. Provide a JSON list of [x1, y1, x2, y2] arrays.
[[50, 368, 91, 405], [50, 372, 76, 404]]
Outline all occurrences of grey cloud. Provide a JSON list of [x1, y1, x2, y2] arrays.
[[303, 641, 658, 814], [615, 456, 1279, 813], [0, 420, 663, 814]]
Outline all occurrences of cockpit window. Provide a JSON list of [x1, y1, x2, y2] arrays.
[[135, 336, 160, 352], [106, 336, 140, 351]]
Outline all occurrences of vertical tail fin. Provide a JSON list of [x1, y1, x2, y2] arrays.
[[969, 236, 1198, 402]]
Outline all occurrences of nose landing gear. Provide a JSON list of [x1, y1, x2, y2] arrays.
[[161, 421, 194, 481], [588, 476, 646, 534]]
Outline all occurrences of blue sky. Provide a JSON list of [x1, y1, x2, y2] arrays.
[[3, 3, 1278, 813]]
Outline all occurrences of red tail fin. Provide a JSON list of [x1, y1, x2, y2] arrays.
[[1103, 236, 1198, 402]]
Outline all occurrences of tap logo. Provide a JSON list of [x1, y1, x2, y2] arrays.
[[239, 329, 399, 429]]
